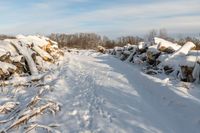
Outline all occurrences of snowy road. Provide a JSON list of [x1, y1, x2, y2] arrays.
[[2, 51, 199, 133], [41, 51, 200, 133]]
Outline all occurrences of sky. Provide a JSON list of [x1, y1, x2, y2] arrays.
[[0, 0, 200, 38]]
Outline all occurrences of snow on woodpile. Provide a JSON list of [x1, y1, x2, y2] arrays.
[[108, 38, 200, 83], [0, 41, 18, 56], [160, 42, 196, 68], [113, 46, 123, 58], [146, 45, 160, 64], [138, 42, 151, 53], [111, 44, 138, 61], [154, 37, 181, 53], [0, 35, 64, 82], [193, 62, 200, 83]]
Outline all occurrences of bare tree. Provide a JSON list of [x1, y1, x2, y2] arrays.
[[159, 28, 168, 39], [145, 29, 157, 42]]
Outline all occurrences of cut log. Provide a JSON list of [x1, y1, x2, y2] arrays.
[[161, 42, 196, 69], [0, 61, 17, 80], [97, 46, 106, 54], [169, 42, 196, 58], [30, 43, 54, 62], [42, 43, 54, 53], [0, 73, 47, 86], [4, 102, 60, 132], [9, 40, 38, 75], [124, 46, 137, 62], [16, 35, 50, 47], [192, 62, 200, 83], [0, 102, 19, 114], [120, 50, 132, 61], [0, 40, 19, 56], [113, 47, 123, 58], [178, 66, 194, 82], [0, 52, 12, 63], [10, 55, 27, 74], [154, 37, 181, 53], [125, 52, 135, 62], [146, 45, 161, 65], [138, 42, 150, 53], [160, 54, 199, 81]]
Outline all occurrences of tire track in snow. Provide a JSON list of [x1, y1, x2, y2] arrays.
[[52, 55, 113, 132]]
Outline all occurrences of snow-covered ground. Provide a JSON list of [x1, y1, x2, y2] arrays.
[[1, 50, 200, 133]]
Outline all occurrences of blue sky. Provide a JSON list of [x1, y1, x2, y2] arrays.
[[0, 0, 200, 38]]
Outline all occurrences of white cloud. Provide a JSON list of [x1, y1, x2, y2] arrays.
[[0, 0, 199, 37]]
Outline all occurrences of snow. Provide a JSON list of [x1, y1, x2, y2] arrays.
[[161, 42, 196, 69], [8, 39, 38, 75], [154, 37, 181, 52], [10, 56, 24, 63], [188, 50, 200, 56], [16, 35, 50, 47], [31, 44, 54, 62], [161, 55, 198, 68], [169, 42, 196, 58], [1, 50, 200, 132], [138, 42, 150, 50], [47, 51, 200, 132], [0, 61, 17, 73], [147, 45, 160, 54], [0, 40, 18, 56], [193, 63, 200, 83]]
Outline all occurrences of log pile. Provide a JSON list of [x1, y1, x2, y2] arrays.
[[108, 37, 200, 83], [0, 35, 64, 82]]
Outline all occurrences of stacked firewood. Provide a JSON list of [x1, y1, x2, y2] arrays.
[[108, 37, 200, 83], [0, 35, 64, 82]]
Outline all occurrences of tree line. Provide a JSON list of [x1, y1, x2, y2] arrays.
[[0, 29, 200, 50], [49, 33, 144, 49]]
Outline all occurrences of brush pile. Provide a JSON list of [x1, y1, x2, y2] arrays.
[[108, 37, 200, 83]]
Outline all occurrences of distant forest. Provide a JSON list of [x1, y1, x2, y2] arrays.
[[49, 29, 200, 50], [1, 29, 200, 50]]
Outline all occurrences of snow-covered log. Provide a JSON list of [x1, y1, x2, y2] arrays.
[[0, 102, 19, 114], [16, 35, 50, 48], [97, 46, 106, 54], [42, 43, 57, 54], [0, 73, 47, 86], [192, 62, 200, 83], [4, 102, 60, 132], [0, 61, 17, 80], [146, 45, 161, 65], [161, 42, 196, 68], [169, 42, 196, 58], [31, 44, 54, 62], [125, 46, 137, 62], [8, 40, 38, 75], [120, 50, 132, 61], [123, 44, 136, 51], [0, 41, 18, 56], [138, 42, 150, 53], [179, 66, 194, 82], [154, 37, 181, 53], [113, 47, 123, 58], [0, 52, 12, 63]]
